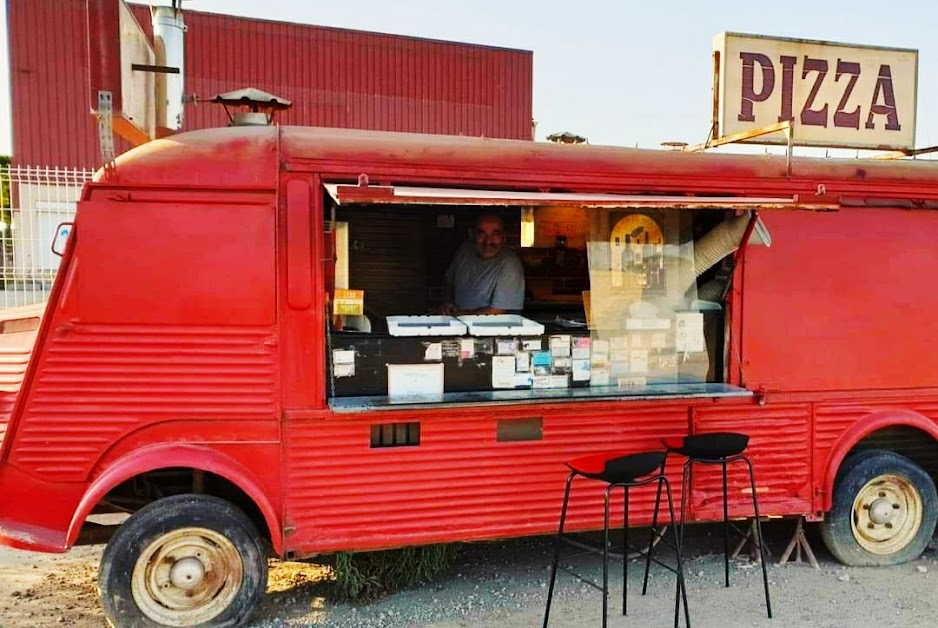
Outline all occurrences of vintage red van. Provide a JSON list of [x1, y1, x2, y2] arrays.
[[2, 125, 938, 626]]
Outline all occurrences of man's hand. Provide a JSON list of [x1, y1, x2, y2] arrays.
[[439, 302, 459, 316]]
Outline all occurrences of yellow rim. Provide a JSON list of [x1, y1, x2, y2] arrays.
[[130, 527, 244, 627], [850, 473, 923, 555]]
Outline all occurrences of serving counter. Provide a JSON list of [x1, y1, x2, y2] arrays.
[[329, 313, 713, 402]]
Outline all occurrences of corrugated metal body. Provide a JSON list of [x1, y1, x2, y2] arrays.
[[0, 304, 45, 444], [284, 401, 694, 553], [8, 324, 279, 480], [0, 341, 34, 443], [694, 404, 812, 518], [815, 401, 938, 462], [8, 0, 533, 168]]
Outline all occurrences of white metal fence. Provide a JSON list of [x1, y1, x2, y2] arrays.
[[0, 165, 94, 309]]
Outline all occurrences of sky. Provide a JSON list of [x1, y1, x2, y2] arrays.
[[1, 0, 938, 155]]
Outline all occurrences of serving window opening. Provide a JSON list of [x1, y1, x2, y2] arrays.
[[322, 184, 775, 409]]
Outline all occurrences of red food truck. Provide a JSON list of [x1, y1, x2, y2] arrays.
[[2, 125, 938, 626]]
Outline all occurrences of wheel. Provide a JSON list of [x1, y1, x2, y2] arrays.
[[820, 450, 938, 566], [98, 494, 268, 627]]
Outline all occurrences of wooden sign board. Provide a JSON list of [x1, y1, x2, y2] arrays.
[[714, 32, 918, 150]]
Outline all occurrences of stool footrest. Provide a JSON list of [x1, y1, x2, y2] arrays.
[[557, 533, 683, 577], [557, 565, 605, 592]]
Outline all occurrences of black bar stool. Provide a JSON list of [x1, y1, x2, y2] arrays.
[[643, 432, 772, 619], [543, 450, 690, 628]]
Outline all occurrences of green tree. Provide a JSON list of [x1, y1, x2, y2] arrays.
[[0, 155, 9, 210], [0, 156, 11, 289]]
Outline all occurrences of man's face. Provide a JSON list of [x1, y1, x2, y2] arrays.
[[474, 216, 505, 260]]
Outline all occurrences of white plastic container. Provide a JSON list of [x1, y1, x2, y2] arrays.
[[458, 314, 545, 336], [386, 315, 468, 337]]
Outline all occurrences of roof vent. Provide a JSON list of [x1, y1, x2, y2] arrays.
[[547, 131, 587, 144], [210, 88, 293, 126]]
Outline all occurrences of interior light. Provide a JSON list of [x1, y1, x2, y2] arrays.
[[521, 207, 535, 247]]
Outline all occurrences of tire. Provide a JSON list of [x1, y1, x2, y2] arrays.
[[820, 449, 938, 566], [98, 494, 268, 628]]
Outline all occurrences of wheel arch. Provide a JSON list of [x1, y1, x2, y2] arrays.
[[66, 443, 283, 553], [822, 409, 938, 513]]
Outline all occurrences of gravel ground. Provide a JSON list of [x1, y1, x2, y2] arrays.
[[2, 520, 938, 627]]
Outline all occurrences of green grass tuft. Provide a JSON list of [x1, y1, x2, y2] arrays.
[[331, 544, 460, 599]]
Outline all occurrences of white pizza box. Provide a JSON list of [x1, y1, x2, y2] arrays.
[[386, 315, 468, 337], [458, 314, 545, 336]]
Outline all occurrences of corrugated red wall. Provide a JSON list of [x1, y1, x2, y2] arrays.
[[8, 0, 533, 168]]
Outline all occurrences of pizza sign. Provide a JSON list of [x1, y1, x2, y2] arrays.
[[714, 32, 918, 150]]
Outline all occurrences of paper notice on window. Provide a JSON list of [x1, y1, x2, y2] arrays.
[[610, 361, 630, 377], [532, 351, 552, 375], [514, 372, 534, 387], [388, 363, 444, 397], [460, 338, 475, 359], [675, 312, 705, 352], [592, 339, 610, 359], [516, 351, 531, 372], [552, 357, 572, 370], [497, 339, 518, 355], [424, 342, 442, 361], [626, 318, 671, 330], [550, 335, 571, 357], [630, 349, 649, 373], [590, 368, 610, 386], [533, 375, 553, 389], [334, 362, 355, 378], [611, 350, 630, 363], [572, 359, 591, 381], [522, 338, 542, 351], [550, 375, 569, 388], [492, 355, 517, 388], [333, 349, 355, 365], [521, 338, 543, 351], [333, 289, 364, 316]]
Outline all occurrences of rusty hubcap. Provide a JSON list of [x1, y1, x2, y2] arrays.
[[851, 474, 922, 555], [131, 527, 243, 627]]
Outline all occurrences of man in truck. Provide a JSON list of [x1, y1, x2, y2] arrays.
[[440, 213, 525, 315]]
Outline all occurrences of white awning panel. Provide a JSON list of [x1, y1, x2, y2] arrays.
[[324, 183, 838, 211]]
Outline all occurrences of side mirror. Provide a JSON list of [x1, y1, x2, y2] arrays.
[[51, 222, 74, 257]]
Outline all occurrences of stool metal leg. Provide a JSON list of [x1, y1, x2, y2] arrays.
[[603, 485, 612, 628], [642, 454, 668, 595], [679, 460, 693, 555], [623, 485, 629, 616], [662, 476, 691, 628], [743, 456, 773, 619], [543, 473, 575, 628], [722, 459, 730, 588]]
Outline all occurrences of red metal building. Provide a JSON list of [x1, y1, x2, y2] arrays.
[[7, 0, 534, 168]]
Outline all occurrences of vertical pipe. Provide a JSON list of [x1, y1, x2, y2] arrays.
[[151, 6, 186, 133]]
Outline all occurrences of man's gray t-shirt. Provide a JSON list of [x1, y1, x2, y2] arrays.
[[445, 242, 525, 311]]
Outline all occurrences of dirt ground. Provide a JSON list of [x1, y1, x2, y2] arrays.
[[2, 521, 937, 627]]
